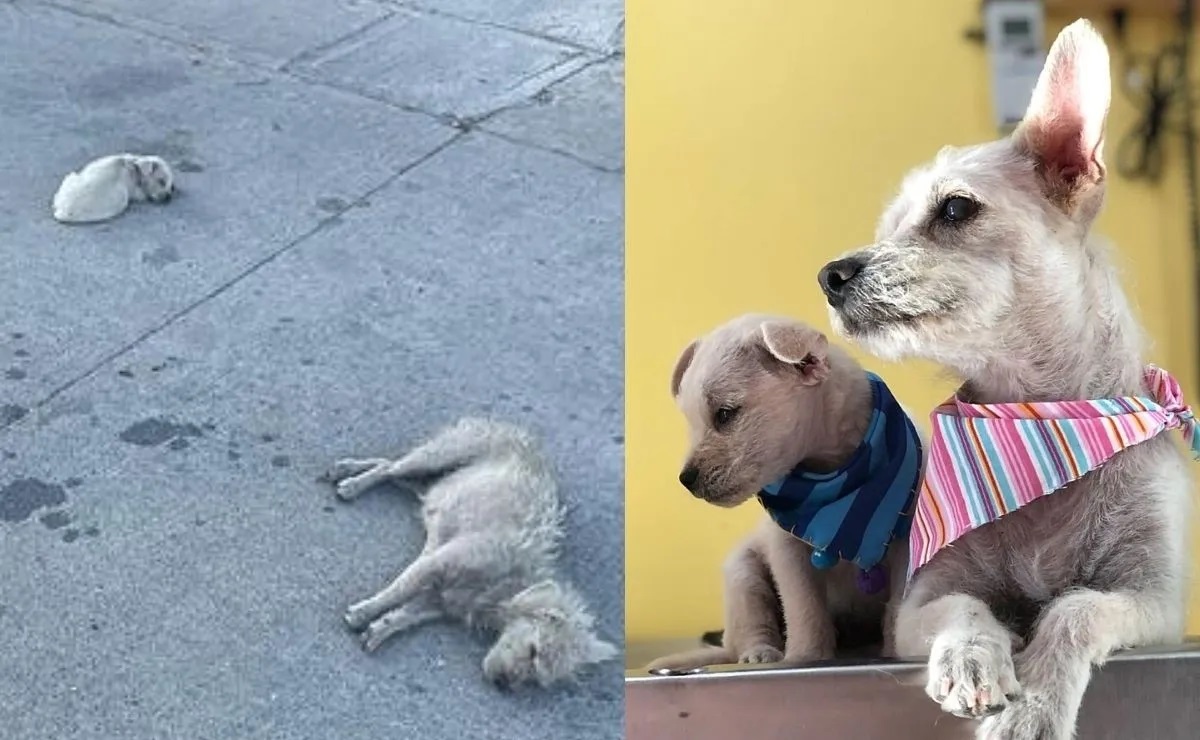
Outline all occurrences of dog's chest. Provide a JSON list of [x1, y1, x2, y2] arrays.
[[951, 436, 1189, 600]]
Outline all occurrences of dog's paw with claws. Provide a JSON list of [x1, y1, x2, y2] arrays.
[[738, 645, 784, 664], [926, 631, 1022, 719], [343, 603, 373, 632], [978, 694, 1070, 740], [321, 461, 355, 484], [359, 622, 390, 653], [334, 480, 363, 501]]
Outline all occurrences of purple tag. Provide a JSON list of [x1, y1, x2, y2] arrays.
[[856, 564, 887, 595]]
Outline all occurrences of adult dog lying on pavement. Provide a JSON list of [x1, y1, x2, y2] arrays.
[[326, 417, 617, 689]]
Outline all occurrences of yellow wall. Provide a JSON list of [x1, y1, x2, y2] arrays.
[[626, 2, 1200, 641]]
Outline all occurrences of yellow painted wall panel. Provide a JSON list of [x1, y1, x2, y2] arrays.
[[627, 4, 1200, 640]]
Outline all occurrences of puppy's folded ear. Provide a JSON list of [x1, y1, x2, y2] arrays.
[[760, 320, 829, 386], [1012, 19, 1110, 211], [670, 339, 699, 397]]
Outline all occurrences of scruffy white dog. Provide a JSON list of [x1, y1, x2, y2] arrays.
[[819, 20, 1193, 740], [52, 153, 175, 223], [325, 417, 618, 688]]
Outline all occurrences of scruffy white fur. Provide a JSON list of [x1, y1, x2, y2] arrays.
[[325, 417, 617, 688], [52, 153, 175, 223], [819, 20, 1191, 740], [645, 314, 913, 672]]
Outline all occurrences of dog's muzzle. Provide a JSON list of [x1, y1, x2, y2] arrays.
[[818, 257, 865, 309]]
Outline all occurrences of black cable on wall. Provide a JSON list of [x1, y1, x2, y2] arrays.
[[1109, 3, 1200, 388], [1177, 1, 1200, 391]]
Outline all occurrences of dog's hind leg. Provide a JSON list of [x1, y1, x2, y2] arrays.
[[323, 458, 390, 485], [384, 418, 506, 478], [360, 602, 443, 653], [344, 535, 494, 630], [333, 420, 504, 499], [895, 588, 1022, 721], [332, 461, 401, 500], [979, 589, 1177, 740]]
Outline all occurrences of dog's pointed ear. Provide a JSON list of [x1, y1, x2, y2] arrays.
[[670, 339, 699, 398], [1013, 19, 1111, 206], [759, 320, 829, 386]]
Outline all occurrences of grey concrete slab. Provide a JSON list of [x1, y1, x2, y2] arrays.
[[484, 58, 624, 172], [49, 0, 393, 67], [402, 0, 624, 52], [0, 131, 623, 738], [288, 6, 593, 120], [0, 2, 454, 420]]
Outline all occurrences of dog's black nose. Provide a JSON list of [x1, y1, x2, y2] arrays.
[[818, 257, 865, 307], [679, 466, 700, 491]]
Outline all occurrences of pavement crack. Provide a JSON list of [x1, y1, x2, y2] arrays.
[[35, 1, 215, 56], [393, 1, 608, 55], [475, 128, 621, 174], [469, 50, 616, 128], [279, 9, 396, 72], [23, 133, 467, 417]]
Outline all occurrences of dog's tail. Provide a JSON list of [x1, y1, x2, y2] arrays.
[[643, 645, 735, 673]]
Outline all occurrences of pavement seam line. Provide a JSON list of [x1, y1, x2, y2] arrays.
[[390, 1, 610, 55], [278, 8, 397, 72], [466, 50, 618, 128], [20, 132, 467, 417], [31, 0, 620, 171], [475, 128, 621, 174]]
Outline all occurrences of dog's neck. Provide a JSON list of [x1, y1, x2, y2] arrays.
[[959, 238, 1146, 404], [798, 361, 874, 472]]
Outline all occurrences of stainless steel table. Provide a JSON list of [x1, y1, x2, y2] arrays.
[[626, 641, 1200, 739]]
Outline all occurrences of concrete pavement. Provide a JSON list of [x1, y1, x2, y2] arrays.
[[0, 1, 623, 737]]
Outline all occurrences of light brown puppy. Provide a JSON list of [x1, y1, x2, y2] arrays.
[[646, 314, 912, 672]]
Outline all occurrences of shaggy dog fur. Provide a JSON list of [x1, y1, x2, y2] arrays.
[[819, 20, 1192, 740], [52, 153, 174, 224], [325, 417, 617, 689]]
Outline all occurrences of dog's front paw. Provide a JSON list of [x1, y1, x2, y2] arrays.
[[335, 479, 365, 501], [360, 621, 390, 653], [738, 644, 784, 664], [343, 602, 374, 632], [927, 631, 1021, 719], [978, 694, 1071, 740], [321, 460, 356, 484]]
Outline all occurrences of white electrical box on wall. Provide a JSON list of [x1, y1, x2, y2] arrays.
[[983, 0, 1046, 131]]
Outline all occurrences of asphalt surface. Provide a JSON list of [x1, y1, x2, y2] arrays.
[[0, 1, 624, 738]]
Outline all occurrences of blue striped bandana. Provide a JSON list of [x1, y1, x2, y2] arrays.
[[757, 373, 923, 594]]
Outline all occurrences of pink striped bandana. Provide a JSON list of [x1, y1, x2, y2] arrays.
[[909, 365, 1200, 578]]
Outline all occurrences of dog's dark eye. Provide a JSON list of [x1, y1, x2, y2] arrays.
[[714, 406, 739, 429], [938, 196, 979, 224], [528, 645, 538, 660]]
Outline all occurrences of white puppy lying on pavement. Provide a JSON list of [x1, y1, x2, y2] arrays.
[[325, 417, 618, 689], [52, 153, 175, 224]]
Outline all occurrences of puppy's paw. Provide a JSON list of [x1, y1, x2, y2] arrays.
[[978, 694, 1070, 740], [927, 631, 1021, 719], [343, 602, 373, 632], [738, 644, 784, 664]]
